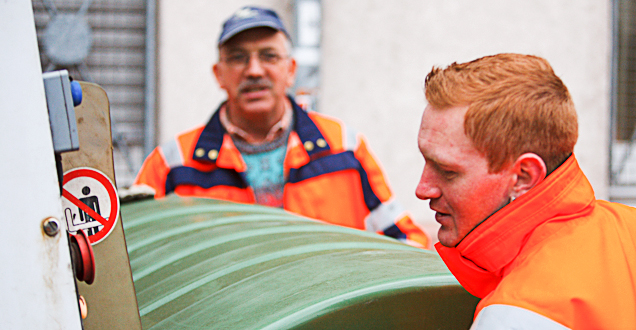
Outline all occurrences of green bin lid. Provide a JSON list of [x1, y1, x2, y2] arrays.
[[122, 195, 478, 329]]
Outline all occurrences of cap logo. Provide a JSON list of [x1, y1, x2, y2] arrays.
[[234, 8, 258, 19]]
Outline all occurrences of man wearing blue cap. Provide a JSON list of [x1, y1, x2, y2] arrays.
[[133, 6, 430, 248]]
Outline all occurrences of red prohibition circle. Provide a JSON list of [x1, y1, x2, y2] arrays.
[[62, 167, 119, 245]]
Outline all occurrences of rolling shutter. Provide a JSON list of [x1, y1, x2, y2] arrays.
[[33, 0, 150, 188]]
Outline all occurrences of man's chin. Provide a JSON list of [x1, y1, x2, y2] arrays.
[[437, 230, 460, 248], [237, 99, 275, 114]]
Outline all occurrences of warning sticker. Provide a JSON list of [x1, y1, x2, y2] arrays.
[[61, 167, 119, 245]]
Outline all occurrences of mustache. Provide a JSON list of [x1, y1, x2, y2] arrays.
[[238, 78, 273, 93]]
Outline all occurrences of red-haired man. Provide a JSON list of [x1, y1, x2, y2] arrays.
[[417, 53, 636, 328]]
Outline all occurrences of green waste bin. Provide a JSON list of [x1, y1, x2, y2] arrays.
[[122, 195, 479, 329]]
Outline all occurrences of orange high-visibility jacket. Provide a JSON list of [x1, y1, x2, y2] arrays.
[[133, 98, 429, 248], [436, 155, 636, 329]]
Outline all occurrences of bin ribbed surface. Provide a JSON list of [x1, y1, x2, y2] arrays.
[[122, 195, 478, 329]]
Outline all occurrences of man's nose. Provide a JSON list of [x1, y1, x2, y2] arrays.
[[415, 169, 441, 200], [245, 55, 265, 77]]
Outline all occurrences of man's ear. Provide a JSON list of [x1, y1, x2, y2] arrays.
[[286, 57, 297, 88], [511, 153, 547, 199], [212, 63, 225, 89]]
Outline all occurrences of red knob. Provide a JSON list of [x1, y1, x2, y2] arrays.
[[69, 229, 95, 284]]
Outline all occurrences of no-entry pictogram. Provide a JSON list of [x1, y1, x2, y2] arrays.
[[61, 167, 119, 245]]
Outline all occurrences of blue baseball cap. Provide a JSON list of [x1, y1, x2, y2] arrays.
[[218, 6, 291, 46]]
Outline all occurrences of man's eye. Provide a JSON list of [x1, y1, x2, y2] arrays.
[[441, 170, 457, 180], [260, 53, 281, 63], [227, 54, 248, 64]]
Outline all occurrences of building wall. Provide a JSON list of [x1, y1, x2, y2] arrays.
[[158, 0, 612, 239], [320, 0, 612, 237]]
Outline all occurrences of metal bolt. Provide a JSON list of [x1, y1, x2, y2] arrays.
[[42, 217, 60, 237]]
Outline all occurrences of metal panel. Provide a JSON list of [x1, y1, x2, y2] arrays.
[[122, 196, 479, 329], [62, 82, 142, 330]]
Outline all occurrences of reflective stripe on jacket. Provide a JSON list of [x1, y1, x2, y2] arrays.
[[436, 155, 636, 329], [134, 98, 430, 248]]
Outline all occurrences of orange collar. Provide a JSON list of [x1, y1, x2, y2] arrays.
[[436, 155, 596, 297], [220, 104, 293, 145], [193, 97, 332, 173]]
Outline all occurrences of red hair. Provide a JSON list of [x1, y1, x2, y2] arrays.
[[424, 53, 578, 173]]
